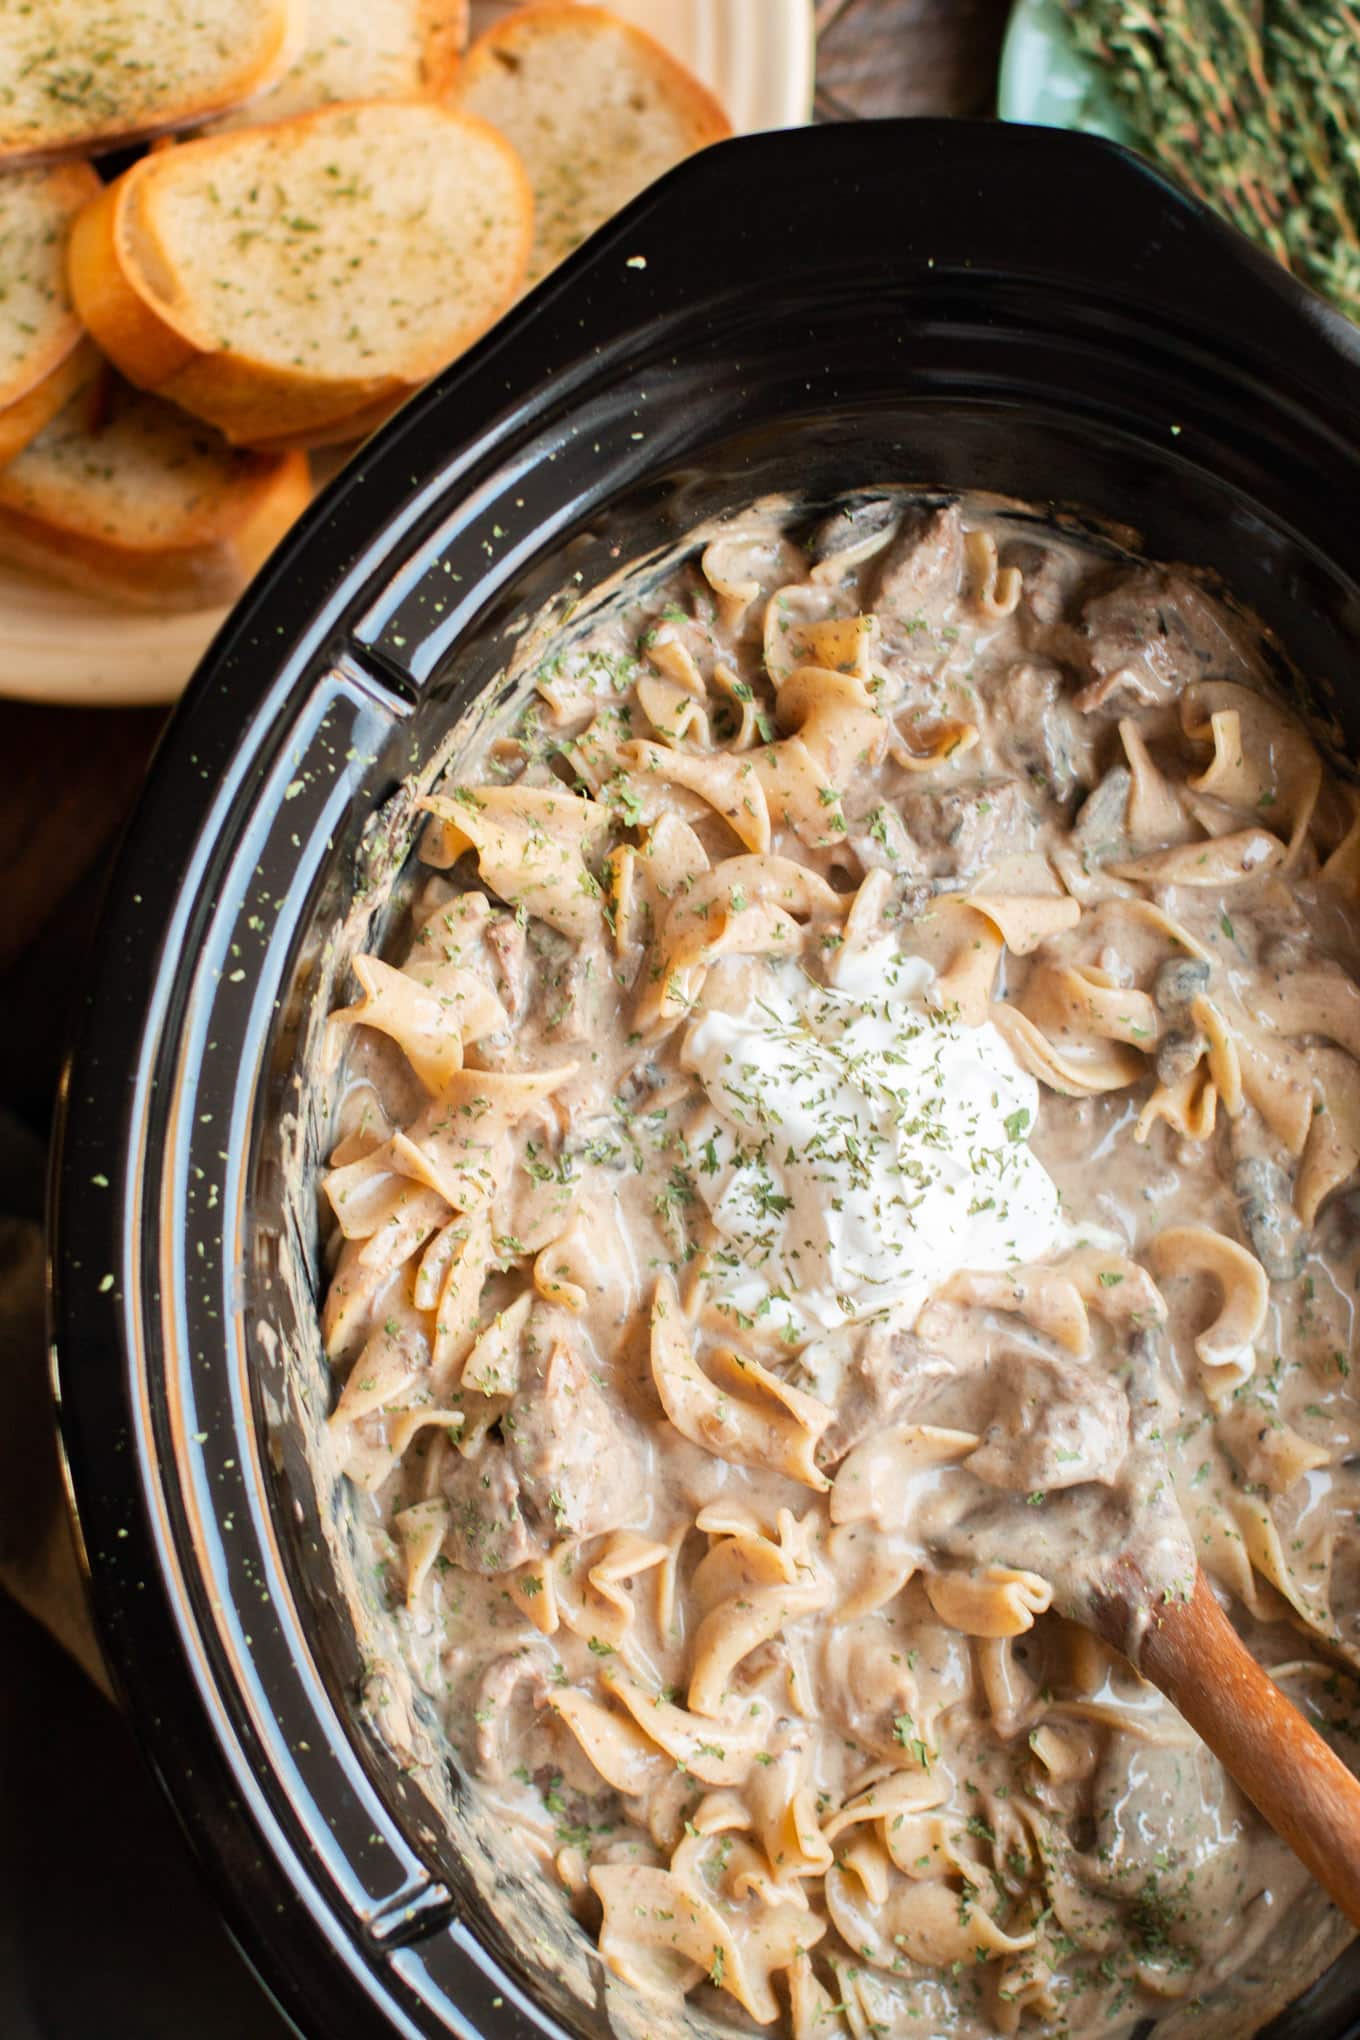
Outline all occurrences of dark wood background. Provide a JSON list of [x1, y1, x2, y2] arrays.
[[0, 7, 1009, 2034]]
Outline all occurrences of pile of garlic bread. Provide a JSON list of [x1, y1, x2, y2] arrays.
[[0, 0, 730, 612]]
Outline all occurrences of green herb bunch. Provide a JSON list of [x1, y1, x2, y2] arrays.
[[1065, 0, 1360, 322]]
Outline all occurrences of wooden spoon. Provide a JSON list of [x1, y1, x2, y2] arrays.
[[932, 1330, 1360, 1926], [1090, 1333, 1360, 1929], [1088, 1559, 1360, 1930]]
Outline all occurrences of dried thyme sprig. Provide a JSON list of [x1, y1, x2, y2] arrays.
[[1063, 0, 1360, 322]]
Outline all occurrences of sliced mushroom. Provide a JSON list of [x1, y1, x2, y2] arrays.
[[1156, 1029, 1206, 1086], [1153, 956, 1212, 1020], [1233, 1155, 1307, 1282], [1150, 958, 1213, 1085], [806, 494, 901, 581], [1072, 765, 1131, 860]]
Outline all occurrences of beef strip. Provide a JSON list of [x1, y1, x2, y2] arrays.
[[1075, 568, 1259, 714], [899, 775, 1040, 879], [869, 502, 964, 638], [505, 1336, 645, 1539], [967, 1349, 1131, 1492], [440, 1443, 537, 1574], [987, 658, 1092, 803], [486, 912, 529, 1022], [470, 1648, 551, 1779], [804, 1323, 960, 1469]]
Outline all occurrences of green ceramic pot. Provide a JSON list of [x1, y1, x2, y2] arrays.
[[997, 0, 1133, 143]]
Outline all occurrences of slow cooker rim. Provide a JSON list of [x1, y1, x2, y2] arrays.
[[49, 118, 1360, 2040]]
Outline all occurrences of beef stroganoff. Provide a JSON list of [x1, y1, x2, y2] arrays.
[[320, 494, 1360, 2038]]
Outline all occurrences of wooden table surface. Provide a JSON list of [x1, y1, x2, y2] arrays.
[[0, 7, 1008, 2028]]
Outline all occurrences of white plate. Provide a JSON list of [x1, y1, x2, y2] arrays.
[[470, 0, 815, 136], [3, 0, 814, 708], [0, 567, 230, 706]]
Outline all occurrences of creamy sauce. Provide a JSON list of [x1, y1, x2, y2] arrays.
[[318, 493, 1360, 2039]]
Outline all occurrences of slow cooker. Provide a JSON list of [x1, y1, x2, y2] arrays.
[[50, 119, 1360, 2039]]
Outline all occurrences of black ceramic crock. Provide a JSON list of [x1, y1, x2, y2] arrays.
[[51, 120, 1360, 2040]]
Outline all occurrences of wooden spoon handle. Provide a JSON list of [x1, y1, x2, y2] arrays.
[[1139, 1567, 1360, 1928]]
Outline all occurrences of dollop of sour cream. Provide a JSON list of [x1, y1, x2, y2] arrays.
[[682, 939, 1072, 1343]]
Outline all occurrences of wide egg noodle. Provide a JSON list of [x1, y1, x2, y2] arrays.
[[313, 492, 1360, 2039]]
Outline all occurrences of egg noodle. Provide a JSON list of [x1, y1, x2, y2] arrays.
[[319, 495, 1360, 2038]]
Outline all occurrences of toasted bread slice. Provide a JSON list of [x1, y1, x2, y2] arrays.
[[0, 336, 100, 468], [0, 163, 103, 462], [67, 100, 533, 448], [456, 3, 731, 286], [213, 0, 469, 128], [0, 374, 311, 610], [0, 0, 305, 166]]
